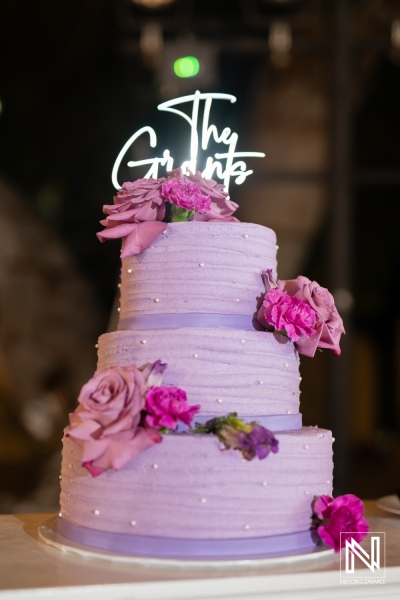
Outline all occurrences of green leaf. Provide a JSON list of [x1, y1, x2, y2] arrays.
[[170, 205, 195, 222]]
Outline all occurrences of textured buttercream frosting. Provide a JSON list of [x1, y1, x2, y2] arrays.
[[97, 328, 300, 417], [60, 427, 332, 540], [119, 221, 277, 321]]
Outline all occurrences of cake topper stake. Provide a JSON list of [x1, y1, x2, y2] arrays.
[[112, 90, 265, 192]]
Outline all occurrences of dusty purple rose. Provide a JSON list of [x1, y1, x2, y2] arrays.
[[261, 289, 317, 341], [312, 494, 369, 553], [283, 276, 345, 357], [68, 365, 162, 475], [168, 168, 239, 222], [97, 179, 167, 257], [161, 180, 211, 214], [237, 424, 279, 460], [144, 386, 200, 430]]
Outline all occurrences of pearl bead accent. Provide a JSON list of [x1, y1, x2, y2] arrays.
[[152, 464, 158, 469], [258, 380, 264, 385], [262, 481, 267, 486], [236, 298, 240, 302], [326, 480, 331, 484], [140, 339, 147, 344], [130, 520, 136, 526], [244, 524, 250, 530], [216, 398, 223, 404], [193, 353, 198, 358], [127, 269, 132, 273], [286, 410, 291, 414], [243, 234, 249, 239], [68, 463, 72, 469], [284, 363, 289, 368], [240, 339, 245, 344], [154, 298, 160, 303], [332, 437, 335, 442], [276, 245, 279, 249], [59, 475, 62, 480], [199, 498, 207, 504], [95, 343, 99, 349], [58, 512, 63, 518], [92, 509, 100, 516], [304, 490, 310, 495], [199, 263, 205, 267], [117, 307, 121, 312], [299, 376, 302, 381], [303, 444, 309, 449]]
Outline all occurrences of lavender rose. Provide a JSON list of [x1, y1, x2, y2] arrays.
[[144, 386, 200, 430], [312, 494, 369, 552], [283, 276, 345, 357], [68, 365, 162, 476]]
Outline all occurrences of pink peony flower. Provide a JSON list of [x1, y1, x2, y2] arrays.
[[168, 168, 239, 222], [144, 386, 200, 430], [68, 365, 162, 475], [312, 494, 369, 553], [283, 276, 345, 357], [97, 179, 167, 256], [260, 288, 317, 341], [161, 180, 211, 214]]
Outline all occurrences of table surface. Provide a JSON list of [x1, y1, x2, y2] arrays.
[[0, 501, 399, 600]]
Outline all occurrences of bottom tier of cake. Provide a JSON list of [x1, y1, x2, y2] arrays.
[[58, 426, 333, 559]]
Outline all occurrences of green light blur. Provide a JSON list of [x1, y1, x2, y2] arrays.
[[173, 56, 200, 78]]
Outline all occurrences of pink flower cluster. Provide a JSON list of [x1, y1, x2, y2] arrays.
[[161, 180, 211, 214], [312, 494, 369, 552], [97, 169, 238, 257], [257, 270, 345, 357], [68, 361, 199, 476]]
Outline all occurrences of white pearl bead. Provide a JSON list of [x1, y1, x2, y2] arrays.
[[199, 498, 207, 504], [130, 520, 136, 526], [332, 437, 335, 442], [284, 363, 289, 368], [127, 269, 132, 273], [240, 339, 245, 344], [93, 509, 100, 516], [95, 343, 99, 349], [286, 410, 291, 414], [303, 444, 309, 449], [117, 307, 121, 312], [276, 245, 279, 249], [243, 234, 249, 239], [193, 353, 198, 358], [154, 298, 160, 303], [326, 480, 331, 484], [199, 263, 205, 267], [244, 524, 250, 530], [152, 464, 158, 469], [236, 298, 240, 302], [262, 481, 267, 487], [216, 398, 223, 403], [68, 463, 72, 469], [258, 380, 264, 384], [58, 512, 63, 518], [304, 490, 310, 495], [140, 339, 147, 344]]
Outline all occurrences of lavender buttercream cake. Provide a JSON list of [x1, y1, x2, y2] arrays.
[[58, 211, 337, 560]]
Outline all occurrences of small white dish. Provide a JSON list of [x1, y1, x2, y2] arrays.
[[376, 494, 400, 516]]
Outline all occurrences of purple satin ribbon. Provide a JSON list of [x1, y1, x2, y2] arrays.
[[57, 517, 316, 559], [118, 313, 262, 331], [178, 413, 302, 433]]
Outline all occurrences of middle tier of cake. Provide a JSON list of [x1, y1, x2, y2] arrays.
[[97, 328, 301, 423]]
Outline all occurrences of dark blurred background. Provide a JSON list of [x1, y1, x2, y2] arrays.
[[0, 0, 399, 513]]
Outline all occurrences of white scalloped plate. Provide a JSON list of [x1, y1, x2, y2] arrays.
[[377, 494, 400, 516], [38, 517, 333, 569]]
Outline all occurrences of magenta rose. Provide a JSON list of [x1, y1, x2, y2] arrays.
[[260, 288, 317, 341], [97, 179, 167, 257], [161, 180, 211, 214], [282, 276, 345, 357], [68, 365, 162, 476], [144, 386, 200, 430], [312, 494, 369, 553]]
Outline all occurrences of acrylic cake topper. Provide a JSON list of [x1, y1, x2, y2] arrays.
[[112, 91, 265, 192]]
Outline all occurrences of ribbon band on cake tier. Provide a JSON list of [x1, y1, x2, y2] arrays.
[[118, 313, 263, 331], [57, 517, 317, 559], [177, 413, 302, 432]]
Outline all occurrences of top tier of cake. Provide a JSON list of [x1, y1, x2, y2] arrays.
[[118, 221, 277, 330]]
